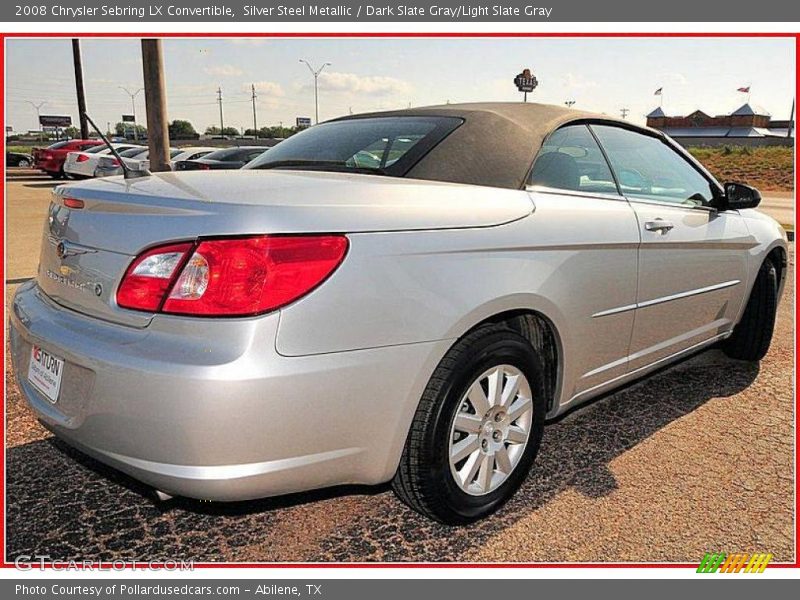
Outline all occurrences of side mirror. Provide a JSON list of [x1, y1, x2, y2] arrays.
[[722, 182, 761, 210]]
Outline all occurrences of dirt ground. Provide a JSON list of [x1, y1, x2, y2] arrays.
[[3, 173, 795, 564]]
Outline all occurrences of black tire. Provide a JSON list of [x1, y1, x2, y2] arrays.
[[392, 324, 546, 524], [722, 259, 778, 361], [17, 159, 30, 168]]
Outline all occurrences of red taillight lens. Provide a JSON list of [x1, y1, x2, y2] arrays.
[[76, 154, 90, 162], [117, 243, 194, 311], [199, 164, 211, 170], [117, 236, 348, 316], [42, 152, 53, 160]]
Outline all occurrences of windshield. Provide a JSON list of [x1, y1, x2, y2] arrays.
[[245, 116, 462, 176]]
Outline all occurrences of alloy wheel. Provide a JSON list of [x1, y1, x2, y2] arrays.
[[448, 364, 534, 496]]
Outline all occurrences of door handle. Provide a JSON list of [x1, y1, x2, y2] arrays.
[[644, 219, 675, 234]]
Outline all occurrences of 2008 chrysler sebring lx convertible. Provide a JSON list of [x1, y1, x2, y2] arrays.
[[10, 103, 787, 524]]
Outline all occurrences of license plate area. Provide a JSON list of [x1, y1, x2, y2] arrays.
[[27, 344, 64, 404]]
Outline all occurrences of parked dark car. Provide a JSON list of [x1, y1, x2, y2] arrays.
[[6, 151, 33, 168], [174, 146, 267, 171]]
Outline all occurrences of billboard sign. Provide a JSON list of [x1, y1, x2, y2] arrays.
[[296, 117, 312, 129], [39, 115, 72, 127], [122, 114, 136, 122]]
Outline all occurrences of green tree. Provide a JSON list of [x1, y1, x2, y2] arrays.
[[115, 122, 147, 138], [168, 119, 196, 137], [64, 126, 80, 139], [205, 126, 239, 136]]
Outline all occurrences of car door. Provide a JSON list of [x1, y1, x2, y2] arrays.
[[526, 124, 641, 398], [590, 124, 752, 371]]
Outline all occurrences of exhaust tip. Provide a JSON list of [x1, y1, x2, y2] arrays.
[[154, 489, 174, 502]]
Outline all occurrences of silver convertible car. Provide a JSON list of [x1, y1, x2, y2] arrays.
[[10, 103, 787, 524]]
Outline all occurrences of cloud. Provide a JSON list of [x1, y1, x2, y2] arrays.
[[315, 71, 412, 97], [204, 64, 244, 78], [247, 81, 285, 97], [560, 72, 598, 91]]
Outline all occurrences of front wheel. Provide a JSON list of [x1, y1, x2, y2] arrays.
[[392, 324, 546, 524], [722, 259, 778, 361]]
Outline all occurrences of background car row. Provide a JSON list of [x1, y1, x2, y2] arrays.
[[17, 139, 273, 179]]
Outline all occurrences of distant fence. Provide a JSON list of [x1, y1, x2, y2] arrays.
[[671, 136, 794, 148]]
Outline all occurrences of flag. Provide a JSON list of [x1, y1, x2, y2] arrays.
[[654, 87, 663, 95], [737, 86, 750, 93]]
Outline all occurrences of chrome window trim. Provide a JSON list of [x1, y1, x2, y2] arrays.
[[624, 195, 720, 214], [525, 185, 627, 203]]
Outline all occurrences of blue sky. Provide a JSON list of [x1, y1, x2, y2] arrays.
[[5, 37, 796, 134]]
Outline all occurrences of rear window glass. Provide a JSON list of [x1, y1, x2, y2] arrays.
[[84, 144, 110, 154], [202, 147, 257, 161], [119, 147, 147, 158], [245, 116, 463, 176], [46, 141, 72, 150]]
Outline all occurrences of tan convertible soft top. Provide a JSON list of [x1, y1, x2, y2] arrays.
[[334, 102, 634, 190]]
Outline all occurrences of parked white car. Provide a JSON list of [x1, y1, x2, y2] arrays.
[[169, 146, 217, 169], [63, 143, 142, 178]]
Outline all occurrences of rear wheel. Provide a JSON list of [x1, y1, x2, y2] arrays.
[[17, 158, 30, 168], [722, 259, 778, 361], [392, 324, 546, 524]]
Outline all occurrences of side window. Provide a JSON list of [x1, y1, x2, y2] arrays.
[[528, 124, 618, 195], [590, 124, 716, 207]]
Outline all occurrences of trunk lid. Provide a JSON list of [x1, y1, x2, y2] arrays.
[[38, 170, 532, 327]]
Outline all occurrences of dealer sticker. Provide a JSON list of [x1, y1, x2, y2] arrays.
[[27, 345, 64, 404]]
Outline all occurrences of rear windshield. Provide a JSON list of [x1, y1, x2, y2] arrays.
[[245, 116, 463, 176], [84, 144, 111, 154], [119, 147, 147, 158], [202, 147, 259, 161], [47, 141, 72, 150]]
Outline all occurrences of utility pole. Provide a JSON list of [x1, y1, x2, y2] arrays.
[[26, 100, 46, 142], [788, 98, 795, 139], [141, 39, 170, 172], [251, 83, 258, 136], [299, 59, 331, 124], [71, 40, 89, 140], [620, 107, 630, 119], [119, 86, 144, 140], [216, 87, 224, 135]]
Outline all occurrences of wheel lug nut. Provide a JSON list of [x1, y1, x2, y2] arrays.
[[495, 412, 504, 422], [492, 431, 502, 442], [481, 439, 489, 451]]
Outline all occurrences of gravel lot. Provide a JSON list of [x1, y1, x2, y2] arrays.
[[4, 173, 795, 564]]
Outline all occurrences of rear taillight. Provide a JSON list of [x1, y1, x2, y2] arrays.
[[199, 164, 211, 170], [76, 154, 90, 162], [42, 152, 53, 160], [117, 235, 348, 316]]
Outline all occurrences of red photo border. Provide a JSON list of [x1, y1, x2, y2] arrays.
[[1, 30, 797, 571]]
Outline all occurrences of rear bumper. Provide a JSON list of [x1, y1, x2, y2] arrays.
[[35, 157, 64, 173], [10, 282, 448, 501]]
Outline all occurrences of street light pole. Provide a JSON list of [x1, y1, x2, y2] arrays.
[[119, 86, 144, 140], [299, 59, 331, 124]]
